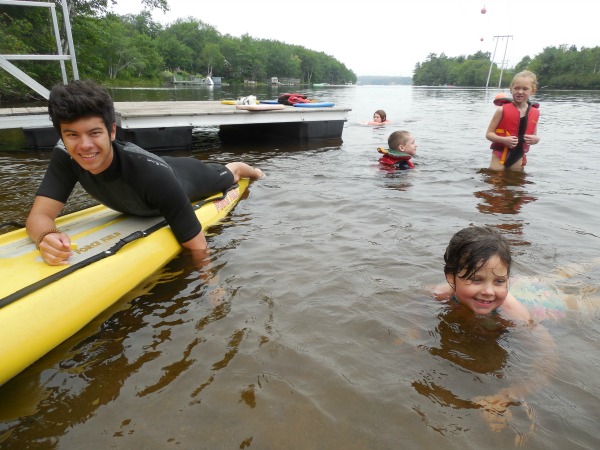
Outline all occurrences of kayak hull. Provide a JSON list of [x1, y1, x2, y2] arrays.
[[0, 179, 249, 385]]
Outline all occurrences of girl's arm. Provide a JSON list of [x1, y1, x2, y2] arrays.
[[524, 124, 540, 145], [430, 283, 454, 301]]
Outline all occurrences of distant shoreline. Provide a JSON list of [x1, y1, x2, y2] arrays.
[[357, 76, 412, 86]]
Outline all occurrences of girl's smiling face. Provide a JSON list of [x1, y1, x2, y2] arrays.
[[447, 255, 510, 315]]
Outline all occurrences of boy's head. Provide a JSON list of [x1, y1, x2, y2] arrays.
[[444, 226, 511, 281], [510, 70, 538, 94], [388, 130, 417, 156], [48, 79, 115, 135]]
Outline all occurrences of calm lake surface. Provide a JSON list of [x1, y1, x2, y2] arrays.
[[1, 85, 599, 449]]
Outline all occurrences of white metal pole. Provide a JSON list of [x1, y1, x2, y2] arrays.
[[60, 0, 79, 80], [485, 36, 500, 89], [498, 36, 512, 88]]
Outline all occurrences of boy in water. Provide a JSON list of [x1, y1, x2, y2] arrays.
[[377, 130, 418, 170], [27, 79, 264, 266]]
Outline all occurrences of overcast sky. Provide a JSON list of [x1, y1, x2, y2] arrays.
[[114, 0, 599, 77]]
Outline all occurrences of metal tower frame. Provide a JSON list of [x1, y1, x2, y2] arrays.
[[485, 35, 513, 89], [0, 0, 79, 99]]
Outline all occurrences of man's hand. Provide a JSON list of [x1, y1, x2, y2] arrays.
[[38, 231, 73, 265]]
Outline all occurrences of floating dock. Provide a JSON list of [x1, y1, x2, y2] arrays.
[[0, 101, 351, 150]]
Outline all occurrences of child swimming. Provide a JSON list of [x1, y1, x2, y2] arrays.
[[377, 130, 418, 170], [434, 226, 598, 321], [429, 225, 561, 437], [433, 226, 530, 320], [361, 109, 391, 125]]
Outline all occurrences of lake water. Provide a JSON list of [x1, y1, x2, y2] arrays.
[[1, 85, 599, 449]]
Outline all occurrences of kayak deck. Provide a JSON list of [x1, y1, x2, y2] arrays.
[[0, 179, 249, 385]]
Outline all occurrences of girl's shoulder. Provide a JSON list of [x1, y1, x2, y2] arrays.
[[430, 283, 453, 301]]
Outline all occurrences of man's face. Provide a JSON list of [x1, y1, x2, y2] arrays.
[[60, 116, 116, 174]]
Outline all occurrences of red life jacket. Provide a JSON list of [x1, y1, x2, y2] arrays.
[[278, 93, 311, 105], [377, 148, 414, 169], [490, 100, 540, 155]]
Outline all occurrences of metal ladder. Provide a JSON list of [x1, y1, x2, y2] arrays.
[[0, 0, 79, 99]]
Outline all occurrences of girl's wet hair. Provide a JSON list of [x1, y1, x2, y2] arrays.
[[374, 109, 387, 121], [48, 79, 115, 134], [444, 226, 512, 280]]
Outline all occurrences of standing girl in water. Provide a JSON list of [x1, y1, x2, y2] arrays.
[[486, 71, 540, 171]]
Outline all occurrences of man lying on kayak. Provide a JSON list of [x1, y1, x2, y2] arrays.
[[26, 79, 264, 266]]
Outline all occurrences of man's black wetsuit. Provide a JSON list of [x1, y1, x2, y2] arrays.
[[36, 140, 234, 243]]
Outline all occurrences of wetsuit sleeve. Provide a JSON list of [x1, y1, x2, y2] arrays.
[[157, 186, 202, 243], [36, 147, 79, 202], [125, 155, 202, 243]]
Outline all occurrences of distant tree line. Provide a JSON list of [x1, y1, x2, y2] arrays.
[[413, 45, 600, 89], [357, 76, 412, 86], [0, 0, 356, 102]]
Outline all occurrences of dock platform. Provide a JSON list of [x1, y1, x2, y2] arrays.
[[0, 101, 351, 150]]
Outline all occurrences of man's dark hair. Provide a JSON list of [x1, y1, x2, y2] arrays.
[[48, 79, 115, 135], [444, 226, 512, 280]]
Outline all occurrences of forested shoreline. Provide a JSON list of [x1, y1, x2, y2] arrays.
[[2, 0, 599, 103], [413, 46, 600, 89], [0, 0, 356, 102]]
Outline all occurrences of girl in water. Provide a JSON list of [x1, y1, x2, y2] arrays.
[[433, 225, 530, 320], [431, 226, 558, 436], [364, 109, 391, 125], [486, 70, 541, 171]]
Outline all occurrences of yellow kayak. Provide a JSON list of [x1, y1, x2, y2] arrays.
[[0, 179, 249, 386]]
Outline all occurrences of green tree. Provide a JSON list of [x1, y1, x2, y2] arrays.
[[513, 56, 532, 74], [156, 33, 194, 72], [297, 47, 317, 83], [219, 36, 243, 79], [413, 53, 450, 85], [123, 10, 163, 38], [104, 17, 144, 79], [2, 1, 356, 99], [63, 0, 168, 18], [201, 43, 224, 77]]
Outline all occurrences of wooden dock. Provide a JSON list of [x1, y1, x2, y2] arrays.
[[0, 101, 351, 150]]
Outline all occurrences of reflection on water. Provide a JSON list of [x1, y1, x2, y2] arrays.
[[475, 169, 537, 244], [1, 86, 599, 449], [424, 304, 512, 375], [475, 169, 536, 216]]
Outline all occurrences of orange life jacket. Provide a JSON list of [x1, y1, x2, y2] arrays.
[[490, 100, 540, 164]]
